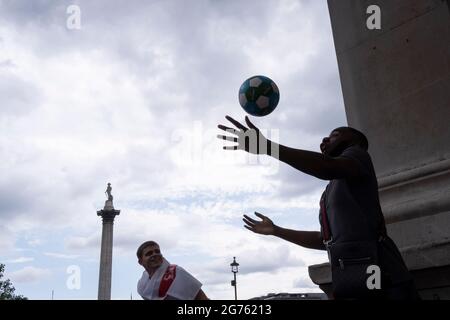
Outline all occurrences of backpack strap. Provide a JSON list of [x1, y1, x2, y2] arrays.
[[320, 185, 333, 247]]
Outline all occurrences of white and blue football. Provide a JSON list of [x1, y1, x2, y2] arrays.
[[238, 75, 280, 117]]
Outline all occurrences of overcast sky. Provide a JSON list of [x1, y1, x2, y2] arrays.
[[0, 0, 347, 300]]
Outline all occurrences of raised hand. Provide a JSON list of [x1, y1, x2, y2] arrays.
[[243, 212, 275, 235], [217, 115, 269, 155]]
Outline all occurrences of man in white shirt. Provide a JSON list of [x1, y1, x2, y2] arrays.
[[136, 241, 208, 300]]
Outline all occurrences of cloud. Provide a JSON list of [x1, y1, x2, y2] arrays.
[[5, 257, 35, 264], [43, 252, 80, 259], [27, 239, 43, 247], [0, 225, 16, 253], [205, 243, 305, 272], [0, 72, 42, 117], [0, 0, 342, 227], [65, 235, 100, 251], [0, 0, 61, 27], [220, 244, 306, 275], [7, 266, 51, 283], [293, 275, 319, 289], [0, 59, 16, 68]]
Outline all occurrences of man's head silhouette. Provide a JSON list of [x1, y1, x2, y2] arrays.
[[320, 127, 368, 157]]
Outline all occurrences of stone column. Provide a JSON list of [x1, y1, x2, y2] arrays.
[[97, 200, 120, 300], [309, 0, 450, 299]]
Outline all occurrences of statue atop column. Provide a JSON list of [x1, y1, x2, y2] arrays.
[[104, 183, 114, 210], [105, 183, 113, 201]]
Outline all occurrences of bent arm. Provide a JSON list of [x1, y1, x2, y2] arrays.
[[273, 226, 326, 251], [269, 142, 361, 180]]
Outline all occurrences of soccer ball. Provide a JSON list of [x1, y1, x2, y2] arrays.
[[238, 75, 280, 117]]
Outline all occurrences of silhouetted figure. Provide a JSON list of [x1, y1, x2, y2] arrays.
[[218, 115, 419, 300], [136, 241, 208, 300]]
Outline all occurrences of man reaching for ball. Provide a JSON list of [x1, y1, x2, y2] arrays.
[[217, 115, 419, 300]]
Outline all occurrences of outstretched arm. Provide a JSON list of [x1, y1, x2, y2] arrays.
[[243, 212, 326, 251], [217, 116, 362, 180], [273, 225, 325, 251], [274, 142, 360, 180]]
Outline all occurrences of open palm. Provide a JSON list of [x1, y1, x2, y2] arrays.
[[217, 115, 268, 155], [243, 212, 275, 235]]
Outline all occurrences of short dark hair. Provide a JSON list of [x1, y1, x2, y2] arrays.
[[333, 127, 369, 151], [136, 240, 159, 259]]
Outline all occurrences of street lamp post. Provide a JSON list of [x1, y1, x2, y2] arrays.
[[230, 257, 239, 300]]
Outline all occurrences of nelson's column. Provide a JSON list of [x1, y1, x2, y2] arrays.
[[97, 183, 120, 300]]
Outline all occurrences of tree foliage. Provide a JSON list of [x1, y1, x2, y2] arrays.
[[0, 264, 27, 300]]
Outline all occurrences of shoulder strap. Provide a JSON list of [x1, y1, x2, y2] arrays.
[[320, 186, 332, 244]]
